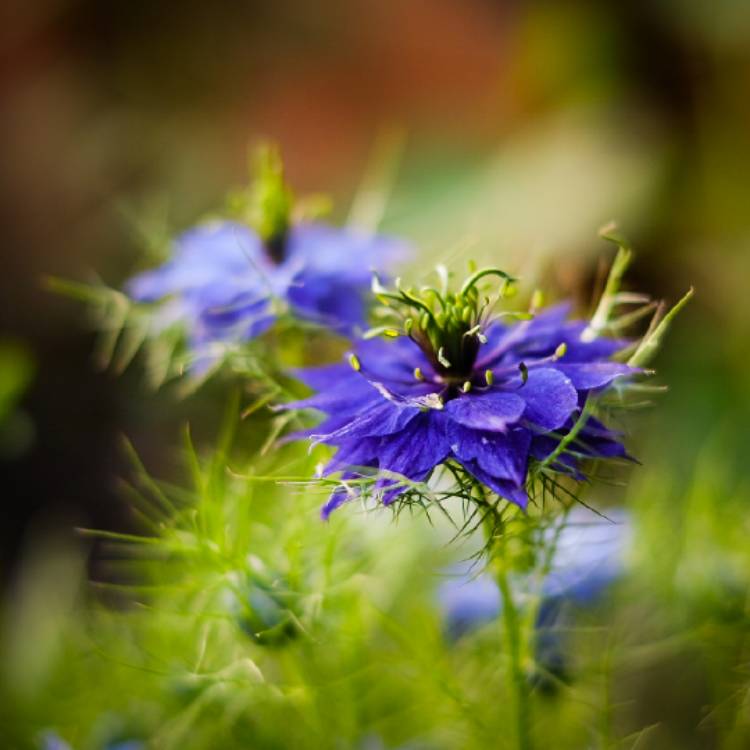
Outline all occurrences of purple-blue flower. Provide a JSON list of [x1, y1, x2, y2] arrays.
[[127, 220, 406, 360], [125, 147, 407, 365], [282, 271, 637, 518], [439, 507, 632, 673]]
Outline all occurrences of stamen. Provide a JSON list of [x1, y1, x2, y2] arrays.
[[414, 367, 424, 381], [437, 347, 452, 368], [348, 353, 361, 372], [485, 369, 494, 386], [518, 362, 529, 385], [462, 381, 472, 393]]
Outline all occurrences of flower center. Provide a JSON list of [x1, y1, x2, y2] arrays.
[[371, 267, 521, 390]]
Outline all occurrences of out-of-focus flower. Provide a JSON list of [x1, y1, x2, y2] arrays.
[[40, 732, 72, 750], [439, 508, 632, 658], [126, 148, 407, 365], [282, 269, 635, 518]]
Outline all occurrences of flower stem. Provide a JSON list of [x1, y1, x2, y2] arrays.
[[479, 491, 533, 750], [495, 553, 533, 750]]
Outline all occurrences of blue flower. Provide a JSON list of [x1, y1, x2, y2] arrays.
[[439, 508, 632, 663], [126, 147, 407, 365], [127, 220, 406, 360], [282, 271, 637, 518]]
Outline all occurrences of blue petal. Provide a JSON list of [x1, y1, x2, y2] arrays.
[[376, 411, 450, 477], [516, 367, 578, 431], [285, 222, 410, 275], [315, 399, 423, 443], [444, 390, 526, 432], [127, 222, 270, 302], [447, 423, 530, 485], [289, 363, 354, 391], [552, 362, 638, 390], [459, 459, 529, 509]]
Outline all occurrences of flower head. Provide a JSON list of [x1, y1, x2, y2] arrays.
[[126, 147, 407, 364], [282, 269, 637, 518]]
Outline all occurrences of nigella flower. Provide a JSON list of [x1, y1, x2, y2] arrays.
[[125, 148, 407, 364], [281, 269, 637, 518]]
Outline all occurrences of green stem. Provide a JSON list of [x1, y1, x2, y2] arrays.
[[496, 561, 532, 750], [479, 490, 533, 750]]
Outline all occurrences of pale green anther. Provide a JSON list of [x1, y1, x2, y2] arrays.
[[554, 342, 567, 359], [420, 311, 431, 331], [461, 306, 472, 323], [437, 347, 452, 368], [462, 381, 472, 393], [404, 318, 414, 334], [383, 329, 399, 338], [485, 369, 494, 386], [413, 367, 424, 381], [348, 353, 361, 372], [503, 282, 518, 299], [531, 289, 544, 309]]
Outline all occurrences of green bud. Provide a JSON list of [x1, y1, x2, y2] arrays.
[[250, 144, 293, 245]]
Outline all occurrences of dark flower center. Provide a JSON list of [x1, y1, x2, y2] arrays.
[[371, 268, 521, 393]]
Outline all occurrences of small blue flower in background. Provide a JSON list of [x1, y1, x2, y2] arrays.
[[283, 270, 636, 518], [439, 508, 632, 678], [40, 733, 72, 750], [126, 147, 407, 365], [40, 733, 144, 750]]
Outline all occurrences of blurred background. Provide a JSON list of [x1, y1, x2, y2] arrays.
[[1, 1, 749, 746]]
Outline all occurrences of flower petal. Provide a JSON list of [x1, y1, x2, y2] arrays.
[[552, 362, 638, 390], [447, 423, 530, 485], [444, 390, 526, 432], [515, 367, 578, 431], [459, 459, 529, 509]]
